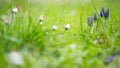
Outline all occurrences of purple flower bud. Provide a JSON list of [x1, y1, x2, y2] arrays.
[[105, 52, 117, 64], [107, 55, 116, 63], [102, 6, 105, 13], [94, 13, 97, 21], [104, 8, 110, 19], [100, 11, 103, 17], [100, 6, 105, 17], [87, 17, 93, 26]]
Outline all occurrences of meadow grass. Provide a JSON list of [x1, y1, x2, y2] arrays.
[[0, 0, 120, 68]]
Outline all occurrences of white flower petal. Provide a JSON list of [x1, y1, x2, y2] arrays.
[[65, 24, 70, 30], [9, 51, 24, 65], [52, 25, 58, 31], [12, 7, 18, 13]]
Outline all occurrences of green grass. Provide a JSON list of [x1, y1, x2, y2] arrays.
[[0, 0, 120, 68]]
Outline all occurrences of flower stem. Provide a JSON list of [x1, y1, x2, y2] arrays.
[[80, 5, 84, 32]]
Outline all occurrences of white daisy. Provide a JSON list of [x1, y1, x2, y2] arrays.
[[52, 25, 58, 31], [12, 7, 18, 13], [65, 24, 70, 30]]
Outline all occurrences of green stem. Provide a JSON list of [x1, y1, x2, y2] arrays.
[[80, 5, 84, 32]]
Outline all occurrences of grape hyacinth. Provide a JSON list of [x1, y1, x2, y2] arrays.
[[100, 6, 105, 17], [94, 13, 97, 21], [100, 11, 103, 17], [100, 6, 110, 19], [104, 8, 110, 19], [87, 17, 93, 26], [105, 52, 117, 64]]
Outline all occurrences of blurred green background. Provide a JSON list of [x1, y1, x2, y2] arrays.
[[0, 0, 120, 68]]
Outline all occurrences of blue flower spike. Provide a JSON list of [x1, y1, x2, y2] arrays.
[[100, 6, 105, 17], [104, 8, 110, 19], [94, 13, 97, 21], [100, 11, 103, 17], [88, 17, 93, 26]]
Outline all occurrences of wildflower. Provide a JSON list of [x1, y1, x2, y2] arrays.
[[100, 6, 104, 17], [52, 25, 58, 31], [87, 17, 93, 26], [38, 15, 44, 25], [100, 6, 110, 19], [104, 52, 117, 64], [65, 24, 70, 30], [100, 11, 103, 17], [4, 18, 11, 24], [39, 15, 44, 21], [8, 51, 24, 65], [106, 55, 116, 63], [104, 8, 110, 19], [94, 13, 97, 21], [12, 7, 18, 13]]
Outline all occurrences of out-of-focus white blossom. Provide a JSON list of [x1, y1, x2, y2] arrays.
[[65, 24, 70, 30], [52, 25, 58, 31], [4, 18, 11, 24], [8, 51, 24, 65], [39, 15, 44, 21], [2, 16, 11, 24], [12, 7, 18, 13]]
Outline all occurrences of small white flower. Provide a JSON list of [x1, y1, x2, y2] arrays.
[[39, 15, 44, 21], [8, 51, 24, 65], [65, 24, 70, 30], [4, 18, 11, 24], [12, 7, 18, 13], [52, 25, 58, 31]]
